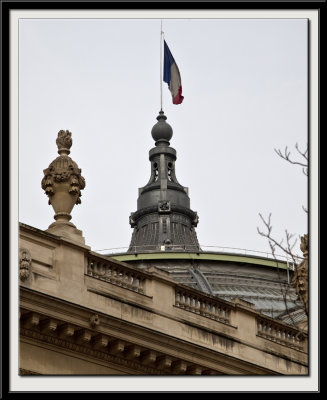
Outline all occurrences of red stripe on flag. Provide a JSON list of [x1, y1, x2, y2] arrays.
[[173, 86, 184, 105]]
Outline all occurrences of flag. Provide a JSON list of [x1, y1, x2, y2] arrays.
[[163, 40, 184, 105]]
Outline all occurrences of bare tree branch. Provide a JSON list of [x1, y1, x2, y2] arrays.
[[274, 143, 308, 176], [257, 213, 301, 264], [295, 142, 308, 161], [257, 213, 306, 328]]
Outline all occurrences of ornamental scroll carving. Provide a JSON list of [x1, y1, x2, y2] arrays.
[[292, 234, 308, 316], [19, 248, 31, 281]]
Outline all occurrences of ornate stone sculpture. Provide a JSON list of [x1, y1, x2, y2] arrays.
[[19, 248, 31, 281], [292, 234, 308, 316], [41, 130, 86, 243]]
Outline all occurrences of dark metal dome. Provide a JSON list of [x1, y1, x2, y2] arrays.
[[128, 111, 200, 253]]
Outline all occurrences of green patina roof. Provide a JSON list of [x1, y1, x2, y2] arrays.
[[109, 252, 290, 270]]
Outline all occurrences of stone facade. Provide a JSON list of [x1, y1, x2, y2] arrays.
[[19, 223, 308, 376]]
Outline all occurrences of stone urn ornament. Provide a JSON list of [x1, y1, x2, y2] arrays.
[[41, 130, 86, 243]]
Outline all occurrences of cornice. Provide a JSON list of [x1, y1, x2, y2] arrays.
[[19, 287, 295, 375], [20, 327, 164, 375]]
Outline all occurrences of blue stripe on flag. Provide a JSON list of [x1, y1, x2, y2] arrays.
[[163, 40, 175, 85]]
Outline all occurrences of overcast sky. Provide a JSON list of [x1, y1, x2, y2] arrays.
[[18, 16, 309, 258]]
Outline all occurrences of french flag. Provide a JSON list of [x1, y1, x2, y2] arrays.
[[163, 40, 184, 105]]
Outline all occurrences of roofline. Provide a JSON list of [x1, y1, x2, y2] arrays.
[[108, 251, 291, 270]]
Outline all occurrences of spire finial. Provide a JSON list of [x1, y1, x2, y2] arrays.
[[151, 110, 173, 145]]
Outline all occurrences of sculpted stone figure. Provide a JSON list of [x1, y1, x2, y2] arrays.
[[292, 234, 308, 316]]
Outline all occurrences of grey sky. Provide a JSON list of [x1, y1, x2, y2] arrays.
[[19, 17, 308, 257]]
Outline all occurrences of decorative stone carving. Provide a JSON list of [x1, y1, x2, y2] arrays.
[[89, 314, 100, 328], [19, 248, 31, 281], [292, 234, 308, 316], [158, 200, 171, 213], [41, 130, 85, 224]]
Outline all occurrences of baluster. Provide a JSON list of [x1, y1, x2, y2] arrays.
[[281, 329, 286, 344], [118, 269, 124, 286], [94, 261, 99, 277], [188, 296, 194, 312], [111, 267, 118, 285], [220, 307, 225, 322], [133, 276, 140, 292], [180, 293, 186, 309], [100, 263, 106, 279], [210, 304, 216, 319], [291, 332, 296, 345], [224, 307, 230, 323], [195, 298, 201, 314], [118, 269, 123, 286], [221, 307, 226, 322], [130, 274, 137, 291], [105, 264, 111, 281], [212, 304, 218, 320], [185, 294, 190, 311], [207, 303, 213, 318], [262, 323, 267, 338], [175, 291, 181, 307], [88, 260, 94, 275], [200, 300, 206, 316], [127, 272, 133, 289], [122, 271, 128, 288], [138, 277, 144, 294], [278, 328, 283, 342], [126, 272, 133, 290], [258, 321, 263, 335], [216, 305, 221, 320]]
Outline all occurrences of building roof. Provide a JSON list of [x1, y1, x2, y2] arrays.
[[110, 251, 305, 322]]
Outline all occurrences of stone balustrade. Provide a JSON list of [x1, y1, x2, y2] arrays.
[[257, 317, 305, 350], [175, 287, 231, 324], [86, 253, 147, 294]]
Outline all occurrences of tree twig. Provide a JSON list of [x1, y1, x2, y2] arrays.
[[274, 143, 308, 176]]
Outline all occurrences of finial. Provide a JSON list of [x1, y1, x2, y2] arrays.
[[151, 110, 173, 145], [41, 130, 85, 227], [56, 129, 72, 155]]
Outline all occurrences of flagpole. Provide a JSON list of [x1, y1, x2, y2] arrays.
[[160, 19, 163, 112]]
